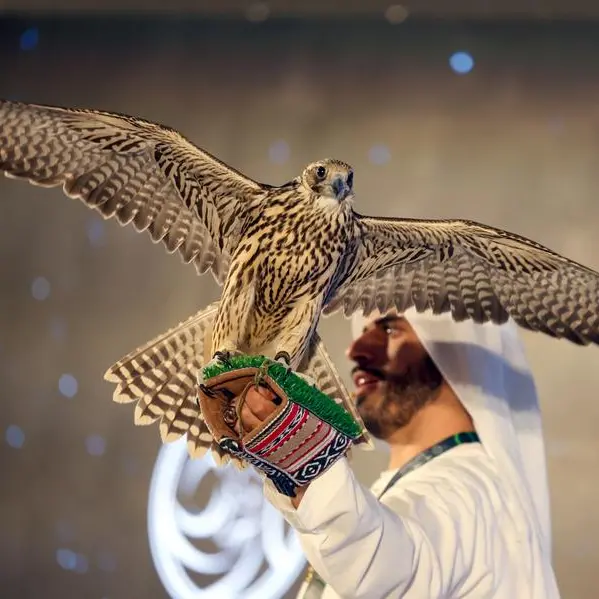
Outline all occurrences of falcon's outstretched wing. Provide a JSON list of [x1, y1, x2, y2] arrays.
[[324, 215, 599, 345], [0, 99, 268, 283]]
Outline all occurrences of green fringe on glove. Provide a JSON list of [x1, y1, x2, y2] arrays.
[[202, 354, 363, 440]]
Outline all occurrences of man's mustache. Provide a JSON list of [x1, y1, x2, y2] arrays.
[[350, 365, 386, 380]]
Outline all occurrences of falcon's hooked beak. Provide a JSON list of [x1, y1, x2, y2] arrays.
[[332, 174, 353, 201]]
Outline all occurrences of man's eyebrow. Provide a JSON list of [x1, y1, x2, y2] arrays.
[[362, 314, 406, 334], [370, 315, 404, 330]]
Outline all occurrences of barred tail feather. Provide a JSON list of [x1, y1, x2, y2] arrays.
[[104, 300, 219, 385], [103, 301, 240, 466]]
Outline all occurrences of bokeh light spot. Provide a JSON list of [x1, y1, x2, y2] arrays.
[[87, 217, 106, 247], [449, 51, 474, 74], [368, 144, 391, 165], [59, 374, 78, 398], [246, 2, 269, 22], [50, 317, 67, 342], [56, 548, 77, 570], [268, 140, 290, 164], [31, 276, 50, 301], [85, 434, 106, 456], [385, 5, 409, 24], [5, 425, 25, 449], [20, 27, 39, 51]]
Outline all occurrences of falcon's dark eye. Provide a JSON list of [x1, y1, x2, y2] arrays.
[[347, 171, 354, 188], [316, 166, 327, 179]]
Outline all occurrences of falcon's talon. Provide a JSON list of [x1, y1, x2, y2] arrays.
[[274, 351, 292, 366], [196, 382, 214, 408], [198, 383, 216, 398], [213, 350, 234, 368], [271, 352, 294, 378]]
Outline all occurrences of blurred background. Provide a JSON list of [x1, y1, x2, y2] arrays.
[[1, 2, 599, 598]]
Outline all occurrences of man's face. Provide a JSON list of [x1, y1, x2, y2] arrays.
[[347, 313, 444, 440]]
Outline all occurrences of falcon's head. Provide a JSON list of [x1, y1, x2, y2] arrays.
[[301, 159, 354, 202]]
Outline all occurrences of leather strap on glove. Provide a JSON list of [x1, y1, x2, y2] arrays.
[[197, 356, 366, 497]]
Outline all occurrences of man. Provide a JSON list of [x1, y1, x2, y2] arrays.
[[236, 308, 561, 598]]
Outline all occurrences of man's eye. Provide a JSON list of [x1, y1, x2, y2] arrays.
[[384, 324, 404, 337], [376, 319, 403, 336]]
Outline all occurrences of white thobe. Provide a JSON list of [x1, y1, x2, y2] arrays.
[[265, 443, 561, 599]]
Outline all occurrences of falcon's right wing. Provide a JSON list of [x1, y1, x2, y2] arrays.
[[324, 214, 599, 346], [0, 99, 268, 284]]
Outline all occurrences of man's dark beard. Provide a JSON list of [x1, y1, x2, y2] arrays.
[[357, 355, 444, 440]]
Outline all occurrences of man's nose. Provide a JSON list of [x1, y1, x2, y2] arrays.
[[346, 329, 383, 363]]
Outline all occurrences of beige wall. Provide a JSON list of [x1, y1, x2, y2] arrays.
[[1, 16, 599, 598]]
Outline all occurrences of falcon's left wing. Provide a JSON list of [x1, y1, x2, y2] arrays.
[[0, 99, 268, 284], [323, 214, 599, 346]]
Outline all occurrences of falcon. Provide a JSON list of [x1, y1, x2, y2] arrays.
[[2, 98, 599, 461]]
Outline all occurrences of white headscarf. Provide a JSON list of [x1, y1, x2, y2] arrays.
[[351, 308, 552, 556]]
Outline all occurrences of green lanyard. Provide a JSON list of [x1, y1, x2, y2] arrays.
[[297, 431, 481, 598], [377, 431, 480, 499]]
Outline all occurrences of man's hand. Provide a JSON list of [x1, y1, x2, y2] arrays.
[[235, 385, 279, 434], [234, 385, 308, 507]]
